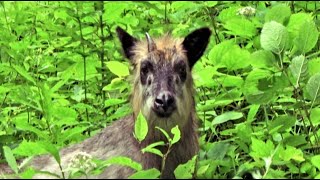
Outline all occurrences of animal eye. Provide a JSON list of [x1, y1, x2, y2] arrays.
[[140, 61, 153, 76], [141, 66, 148, 75], [175, 60, 187, 82], [180, 66, 186, 73]]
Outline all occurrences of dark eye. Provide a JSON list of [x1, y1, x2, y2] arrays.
[[175, 60, 187, 82], [180, 65, 186, 74], [140, 61, 153, 76]]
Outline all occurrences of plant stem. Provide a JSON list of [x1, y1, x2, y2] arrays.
[[76, 3, 90, 130], [98, 1, 106, 116]]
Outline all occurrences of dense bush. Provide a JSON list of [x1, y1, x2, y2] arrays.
[[1, 1, 320, 178]]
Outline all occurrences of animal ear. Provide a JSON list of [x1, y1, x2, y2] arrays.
[[116, 26, 138, 61], [182, 27, 211, 68]]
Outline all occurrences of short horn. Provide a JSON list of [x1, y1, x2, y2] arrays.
[[146, 32, 156, 52]]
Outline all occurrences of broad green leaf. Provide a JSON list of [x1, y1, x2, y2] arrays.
[[206, 142, 229, 160], [105, 156, 142, 171], [268, 115, 296, 133], [283, 135, 307, 147], [104, 98, 126, 108], [142, 141, 165, 157], [294, 20, 319, 54], [306, 73, 320, 103], [250, 50, 277, 69], [196, 164, 210, 177], [311, 155, 320, 170], [216, 74, 244, 88], [224, 18, 256, 38], [174, 155, 197, 179], [3, 146, 18, 174], [170, 125, 181, 145], [289, 55, 308, 87], [261, 21, 288, 54], [265, 4, 291, 24], [287, 13, 313, 39], [208, 40, 235, 65], [12, 140, 47, 157], [279, 145, 305, 162], [217, 6, 239, 23], [39, 141, 61, 164], [310, 108, 320, 126], [12, 65, 36, 85], [129, 168, 160, 179], [212, 111, 243, 126], [221, 46, 251, 70], [206, 1, 217, 7], [52, 106, 77, 123], [106, 61, 129, 77], [70, 59, 99, 81], [309, 58, 320, 76], [134, 111, 148, 142], [193, 66, 217, 87], [250, 137, 274, 158]]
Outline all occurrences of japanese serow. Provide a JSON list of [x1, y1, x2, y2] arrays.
[[0, 26, 211, 179]]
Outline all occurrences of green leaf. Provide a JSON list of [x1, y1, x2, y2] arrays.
[[216, 74, 244, 88], [294, 20, 319, 54], [174, 155, 197, 179], [217, 6, 239, 23], [3, 146, 19, 174], [268, 115, 296, 133], [289, 55, 308, 87], [38, 141, 61, 164], [306, 73, 320, 103], [250, 50, 277, 69], [206, 142, 230, 160], [310, 108, 320, 126], [12, 65, 36, 85], [170, 125, 181, 145], [250, 137, 274, 158], [104, 98, 126, 108], [261, 21, 288, 54], [141, 141, 165, 157], [212, 111, 243, 126], [105, 156, 142, 171], [129, 168, 161, 179], [221, 45, 251, 70], [283, 135, 307, 147], [265, 4, 291, 24], [106, 61, 129, 77], [224, 18, 256, 38], [309, 58, 320, 76], [287, 13, 313, 39], [155, 126, 171, 142], [247, 104, 260, 123], [12, 140, 47, 157], [134, 111, 148, 142], [311, 155, 320, 170], [279, 145, 305, 162], [243, 69, 275, 104], [208, 40, 235, 65]]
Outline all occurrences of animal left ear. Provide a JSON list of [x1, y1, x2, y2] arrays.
[[182, 27, 211, 68]]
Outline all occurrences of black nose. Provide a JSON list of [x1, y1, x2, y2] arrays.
[[153, 92, 176, 117]]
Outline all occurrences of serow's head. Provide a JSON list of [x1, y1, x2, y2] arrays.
[[116, 27, 211, 129]]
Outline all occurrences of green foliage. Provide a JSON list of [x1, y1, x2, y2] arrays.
[[134, 111, 148, 143], [1, 1, 320, 179]]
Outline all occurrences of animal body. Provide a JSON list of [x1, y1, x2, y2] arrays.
[[0, 26, 211, 179]]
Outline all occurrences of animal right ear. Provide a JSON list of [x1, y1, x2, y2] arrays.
[[116, 26, 138, 61]]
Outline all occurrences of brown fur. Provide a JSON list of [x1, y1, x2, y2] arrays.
[[0, 27, 210, 179]]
